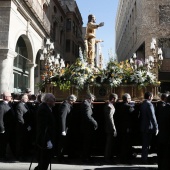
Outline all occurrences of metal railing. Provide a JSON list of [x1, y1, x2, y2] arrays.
[[24, 0, 50, 33]]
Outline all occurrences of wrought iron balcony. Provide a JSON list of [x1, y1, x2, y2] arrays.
[[24, 0, 50, 34]]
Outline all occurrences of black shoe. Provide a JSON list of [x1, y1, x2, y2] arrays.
[[57, 156, 70, 164], [141, 160, 148, 164], [57, 158, 64, 163], [0, 156, 8, 162], [120, 159, 132, 165], [104, 159, 113, 165], [82, 158, 91, 164]]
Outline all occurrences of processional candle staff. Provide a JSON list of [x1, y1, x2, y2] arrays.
[[144, 38, 164, 79], [147, 38, 163, 69], [40, 38, 65, 81]]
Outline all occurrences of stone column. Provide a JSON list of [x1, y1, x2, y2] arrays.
[[0, 49, 17, 94], [27, 63, 37, 94]]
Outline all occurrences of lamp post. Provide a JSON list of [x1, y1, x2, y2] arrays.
[[40, 38, 65, 82]]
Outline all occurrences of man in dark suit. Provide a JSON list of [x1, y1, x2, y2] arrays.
[[56, 94, 77, 162], [156, 93, 168, 124], [104, 93, 118, 163], [0, 92, 16, 160], [15, 94, 32, 160], [157, 95, 170, 170], [150, 93, 168, 154], [35, 93, 56, 170], [116, 93, 135, 164], [81, 93, 98, 162], [140, 91, 158, 164]]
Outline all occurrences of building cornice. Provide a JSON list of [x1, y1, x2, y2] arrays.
[[12, 0, 49, 38], [0, 49, 17, 60]]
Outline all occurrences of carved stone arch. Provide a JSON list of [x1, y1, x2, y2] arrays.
[[14, 32, 34, 63]]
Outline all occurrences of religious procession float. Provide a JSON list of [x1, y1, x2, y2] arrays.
[[39, 47, 162, 102], [39, 15, 163, 101]]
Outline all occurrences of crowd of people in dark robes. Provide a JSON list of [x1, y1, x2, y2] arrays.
[[0, 89, 170, 170]]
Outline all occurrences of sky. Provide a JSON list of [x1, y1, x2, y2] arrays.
[[75, 0, 119, 65]]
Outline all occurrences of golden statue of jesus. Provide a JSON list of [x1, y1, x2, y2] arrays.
[[84, 14, 104, 67]]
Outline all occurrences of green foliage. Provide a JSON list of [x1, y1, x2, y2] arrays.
[[35, 82, 45, 92]]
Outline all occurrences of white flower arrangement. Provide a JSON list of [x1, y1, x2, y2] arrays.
[[46, 55, 158, 91], [104, 59, 124, 87], [130, 69, 156, 86], [65, 59, 99, 89]]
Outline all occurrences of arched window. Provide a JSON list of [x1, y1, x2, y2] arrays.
[[14, 36, 29, 93]]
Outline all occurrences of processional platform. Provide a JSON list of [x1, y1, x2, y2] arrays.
[[45, 84, 160, 101]]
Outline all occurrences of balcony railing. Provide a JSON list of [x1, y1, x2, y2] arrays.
[[24, 0, 50, 34]]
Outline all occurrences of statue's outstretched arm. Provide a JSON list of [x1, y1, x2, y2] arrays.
[[95, 39, 104, 43]]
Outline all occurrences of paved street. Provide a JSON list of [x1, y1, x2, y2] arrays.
[[0, 146, 158, 170], [0, 154, 158, 170], [0, 162, 158, 170]]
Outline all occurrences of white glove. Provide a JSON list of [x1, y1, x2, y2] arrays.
[[155, 129, 159, 136], [113, 131, 117, 137], [27, 126, 31, 131], [47, 140, 53, 149], [61, 131, 66, 136]]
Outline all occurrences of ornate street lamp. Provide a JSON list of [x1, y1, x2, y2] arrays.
[[40, 38, 65, 82]]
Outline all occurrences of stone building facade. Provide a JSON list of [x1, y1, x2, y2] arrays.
[[60, 0, 84, 65], [0, 0, 84, 94], [115, 0, 170, 84]]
